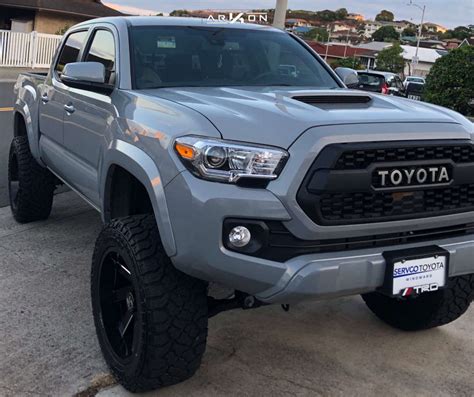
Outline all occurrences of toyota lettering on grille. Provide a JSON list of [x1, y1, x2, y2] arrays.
[[373, 165, 452, 189]]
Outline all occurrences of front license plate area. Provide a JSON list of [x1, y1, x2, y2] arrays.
[[382, 246, 449, 297]]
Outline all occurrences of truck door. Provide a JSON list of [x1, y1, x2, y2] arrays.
[[61, 28, 117, 205], [39, 30, 88, 170]]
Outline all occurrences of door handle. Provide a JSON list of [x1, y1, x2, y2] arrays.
[[64, 104, 75, 114], [41, 93, 49, 103]]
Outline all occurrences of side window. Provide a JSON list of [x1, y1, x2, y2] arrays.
[[396, 77, 404, 90], [85, 30, 116, 85], [55, 31, 88, 76]]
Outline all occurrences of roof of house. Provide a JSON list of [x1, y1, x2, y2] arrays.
[[356, 41, 393, 51], [285, 18, 309, 23], [306, 41, 377, 59], [292, 26, 314, 33], [0, 0, 123, 18], [401, 45, 447, 63]]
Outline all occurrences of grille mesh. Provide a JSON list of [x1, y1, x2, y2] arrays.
[[336, 145, 474, 170], [320, 184, 474, 222]]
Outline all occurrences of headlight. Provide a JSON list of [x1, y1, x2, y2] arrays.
[[174, 136, 288, 184]]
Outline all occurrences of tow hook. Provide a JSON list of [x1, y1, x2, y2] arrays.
[[207, 291, 266, 318]]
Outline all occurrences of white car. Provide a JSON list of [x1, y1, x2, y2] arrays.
[[403, 76, 426, 88]]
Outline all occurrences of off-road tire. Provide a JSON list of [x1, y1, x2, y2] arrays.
[[91, 215, 208, 393], [362, 275, 474, 331], [8, 136, 56, 223]]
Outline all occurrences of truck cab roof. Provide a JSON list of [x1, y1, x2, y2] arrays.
[[74, 16, 281, 32]]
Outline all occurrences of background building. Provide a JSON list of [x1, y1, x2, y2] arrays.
[[0, 0, 123, 34]]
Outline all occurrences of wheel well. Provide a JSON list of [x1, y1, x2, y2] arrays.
[[105, 165, 154, 221], [14, 112, 27, 137]]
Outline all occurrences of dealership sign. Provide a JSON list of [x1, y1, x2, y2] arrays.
[[207, 12, 268, 24]]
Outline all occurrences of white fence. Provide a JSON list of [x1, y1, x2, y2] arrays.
[[0, 30, 62, 69]]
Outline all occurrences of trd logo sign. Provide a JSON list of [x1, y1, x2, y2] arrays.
[[374, 165, 451, 188], [402, 283, 439, 296]]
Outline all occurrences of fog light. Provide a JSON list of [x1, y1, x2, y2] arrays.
[[228, 226, 251, 248]]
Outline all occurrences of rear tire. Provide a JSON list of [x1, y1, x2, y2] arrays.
[[362, 275, 474, 331], [8, 136, 56, 223], [91, 215, 208, 392]]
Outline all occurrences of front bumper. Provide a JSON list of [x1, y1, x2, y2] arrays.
[[165, 171, 474, 304]]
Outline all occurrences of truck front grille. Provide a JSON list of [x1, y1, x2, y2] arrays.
[[297, 141, 474, 226]]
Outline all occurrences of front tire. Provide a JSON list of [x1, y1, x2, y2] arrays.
[[91, 215, 208, 392], [362, 275, 474, 331], [8, 136, 56, 223]]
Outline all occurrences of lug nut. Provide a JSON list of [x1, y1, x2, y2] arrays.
[[228, 226, 251, 248]]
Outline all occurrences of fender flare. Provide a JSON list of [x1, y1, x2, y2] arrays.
[[14, 86, 45, 166], [101, 140, 177, 257]]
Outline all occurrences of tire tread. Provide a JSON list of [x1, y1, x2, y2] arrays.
[[362, 274, 474, 331], [8, 136, 55, 223], [91, 215, 208, 393]]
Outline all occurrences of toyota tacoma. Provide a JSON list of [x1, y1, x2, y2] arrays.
[[10, 17, 474, 392]]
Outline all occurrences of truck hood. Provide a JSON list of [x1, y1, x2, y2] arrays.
[[141, 87, 469, 148]]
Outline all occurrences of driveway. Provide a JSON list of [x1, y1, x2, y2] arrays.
[[0, 192, 473, 397]]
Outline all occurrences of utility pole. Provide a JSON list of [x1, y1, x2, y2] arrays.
[[324, 29, 331, 61], [344, 30, 350, 58], [273, 0, 288, 29], [408, 0, 426, 62]]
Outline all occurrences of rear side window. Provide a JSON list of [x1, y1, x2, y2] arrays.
[[85, 30, 116, 85], [358, 73, 384, 87], [55, 31, 88, 75]]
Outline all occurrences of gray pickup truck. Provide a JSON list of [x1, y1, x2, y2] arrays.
[[10, 17, 474, 392]]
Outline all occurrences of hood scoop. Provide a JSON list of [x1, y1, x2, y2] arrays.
[[292, 94, 372, 105]]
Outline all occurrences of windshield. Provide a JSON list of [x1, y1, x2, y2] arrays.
[[130, 26, 339, 89], [407, 77, 425, 83], [357, 73, 384, 88]]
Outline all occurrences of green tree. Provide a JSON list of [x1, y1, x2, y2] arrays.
[[315, 9, 337, 22], [333, 57, 362, 69], [335, 8, 348, 20], [375, 10, 395, 22], [372, 26, 400, 42], [170, 9, 190, 16], [55, 25, 70, 35], [423, 46, 474, 116], [440, 26, 471, 40], [304, 27, 329, 42], [451, 26, 471, 40], [376, 42, 405, 73], [402, 27, 417, 36]]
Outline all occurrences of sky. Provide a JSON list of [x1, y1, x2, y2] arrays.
[[104, 0, 473, 28]]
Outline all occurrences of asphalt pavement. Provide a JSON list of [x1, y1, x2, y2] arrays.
[[0, 81, 15, 207], [0, 191, 473, 397]]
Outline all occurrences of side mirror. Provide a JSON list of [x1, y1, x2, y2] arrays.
[[61, 62, 113, 94], [335, 67, 359, 88], [388, 87, 400, 96]]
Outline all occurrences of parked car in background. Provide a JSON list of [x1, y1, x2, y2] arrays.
[[406, 82, 425, 101], [357, 71, 407, 97], [404, 76, 426, 88]]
